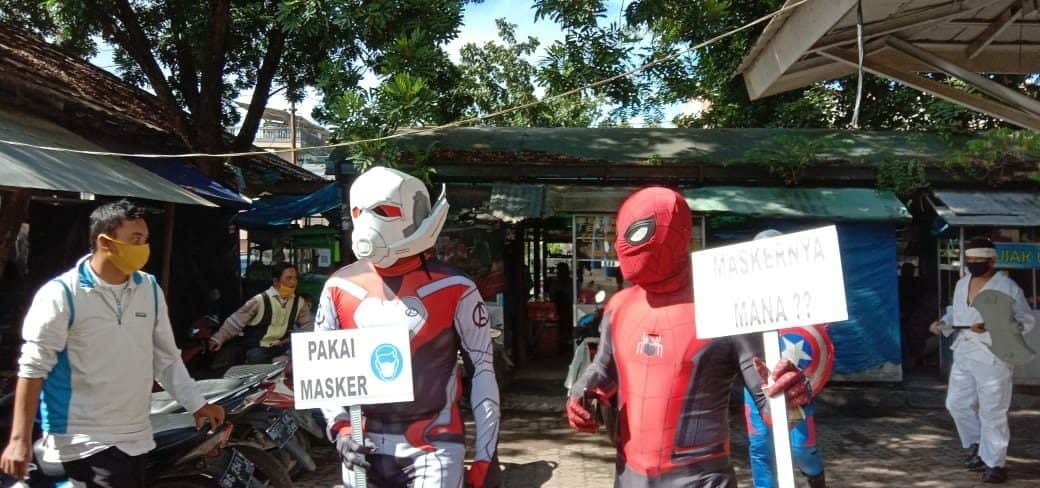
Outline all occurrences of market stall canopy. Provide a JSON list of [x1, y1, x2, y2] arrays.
[[236, 182, 341, 229], [132, 158, 252, 209], [737, 0, 1040, 130], [0, 108, 214, 206], [931, 190, 1040, 227], [543, 185, 910, 222]]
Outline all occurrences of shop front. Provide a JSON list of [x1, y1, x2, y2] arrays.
[[930, 190, 1040, 385]]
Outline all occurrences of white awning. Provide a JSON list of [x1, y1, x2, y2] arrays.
[[738, 0, 1040, 130]]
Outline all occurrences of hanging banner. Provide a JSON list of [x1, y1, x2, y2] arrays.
[[995, 243, 1040, 269], [692, 225, 849, 339]]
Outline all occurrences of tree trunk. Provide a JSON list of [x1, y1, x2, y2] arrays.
[[0, 189, 31, 278]]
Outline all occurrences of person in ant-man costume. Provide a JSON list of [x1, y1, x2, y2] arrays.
[[315, 166, 501, 488], [567, 187, 813, 488]]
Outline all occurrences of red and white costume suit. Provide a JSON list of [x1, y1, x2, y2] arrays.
[[569, 187, 785, 488], [317, 166, 500, 488], [317, 256, 501, 488]]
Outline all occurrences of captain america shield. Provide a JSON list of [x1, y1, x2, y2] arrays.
[[778, 325, 834, 395]]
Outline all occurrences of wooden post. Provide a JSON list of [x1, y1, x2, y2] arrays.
[[161, 203, 175, 294], [0, 188, 31, 278], [290, 102, 298, 166]]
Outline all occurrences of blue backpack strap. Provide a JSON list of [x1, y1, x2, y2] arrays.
[[50, 278, 74, 328], [149, 275, 159, 325]]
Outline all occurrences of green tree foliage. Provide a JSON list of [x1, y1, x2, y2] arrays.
[[534, 0, 1033, 132], [320, 16, 616, 174], [0, 0, 472, 177]]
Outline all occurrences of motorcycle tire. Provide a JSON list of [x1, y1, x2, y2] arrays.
[[234, 445, 293, 488]]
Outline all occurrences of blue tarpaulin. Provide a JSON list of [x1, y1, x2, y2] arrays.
[[830, 223, 902, 377], [132, 158, 251, 208], [236, 183, 342, 229], [724, 221, 903, 379]]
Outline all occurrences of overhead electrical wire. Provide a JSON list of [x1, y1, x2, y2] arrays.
[[0, 0, 809, 159]]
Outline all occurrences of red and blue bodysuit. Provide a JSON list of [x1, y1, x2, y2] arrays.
[[568, 187, 810, 488]]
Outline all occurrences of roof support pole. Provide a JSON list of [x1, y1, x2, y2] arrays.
[[820, 47, 1040, 130], [743, 0, 858, 100], [967, 0, 1037, 59], [886, 36, 1040, 118]]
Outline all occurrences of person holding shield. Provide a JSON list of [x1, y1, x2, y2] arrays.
[[929, 237, 1036, 484], [315, 166, 501, 488], [742, 229, 832, 488], [566, 187, 813, 488]]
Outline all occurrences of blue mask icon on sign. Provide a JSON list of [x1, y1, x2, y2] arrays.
[[371, 343, 404, 382]]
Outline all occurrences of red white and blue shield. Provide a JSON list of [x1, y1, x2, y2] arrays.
[[779, 325, 834, 395]]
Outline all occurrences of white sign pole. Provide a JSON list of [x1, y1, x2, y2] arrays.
[[691, 226, 849, 488], [292, 327, 414, 488], [350, 404, 367, 488], [763, 330, 795, 488]]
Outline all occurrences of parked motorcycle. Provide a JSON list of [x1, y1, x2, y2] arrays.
[[1, 411, 262, 488], [150, 365, 294, 487], [151, 360, 317, 481]]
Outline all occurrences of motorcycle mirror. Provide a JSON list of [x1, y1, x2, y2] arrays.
[[595, 290, 607, 304]]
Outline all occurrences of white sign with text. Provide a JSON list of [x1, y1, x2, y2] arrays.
[[692, 225, 849, 339], [291, 327, 414, 409]]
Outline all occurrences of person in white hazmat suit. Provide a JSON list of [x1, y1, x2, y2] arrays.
[[929, 237, 1036, 484]]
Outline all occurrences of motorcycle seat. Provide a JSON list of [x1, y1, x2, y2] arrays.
[[150, 413, 210, 458], [150, 377, 252, 414], [222, 361, 284, 380]]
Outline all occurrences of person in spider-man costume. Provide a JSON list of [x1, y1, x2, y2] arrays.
[[567, 187, 813, 488], [316, 166, 501, 488]]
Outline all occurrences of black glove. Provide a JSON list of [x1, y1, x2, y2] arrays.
[[335, 433, 376, 471]]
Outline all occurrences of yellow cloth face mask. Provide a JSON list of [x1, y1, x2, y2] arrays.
[[101, 234, 151, 274], [277, 285, 295, 298]]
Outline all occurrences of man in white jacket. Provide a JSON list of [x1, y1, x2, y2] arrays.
[[930, 237, 1036, 484], [1, 200, 224, 487]]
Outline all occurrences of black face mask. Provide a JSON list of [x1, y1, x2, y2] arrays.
[[967, 262, 993, 276]]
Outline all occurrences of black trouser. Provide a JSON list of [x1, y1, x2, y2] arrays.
[[63, 447, 145, 488]]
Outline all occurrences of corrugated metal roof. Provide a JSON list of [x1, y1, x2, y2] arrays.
[[932, 190, 1040, 227], [396, 127, 952, 166], [685, 186, 910, 221], [0, 108, 215, 206], [489, 184, 544, 223], [541, 185, 910, 221]]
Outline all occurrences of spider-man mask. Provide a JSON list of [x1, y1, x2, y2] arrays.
[[615, 187, 692, 294]]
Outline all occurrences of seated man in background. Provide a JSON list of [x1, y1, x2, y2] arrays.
[[209, 263, 313, 364]]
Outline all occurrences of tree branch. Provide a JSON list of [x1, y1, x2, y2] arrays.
[[173, 15, 200, 113], [233, 24, 288, 151], [103, 0, 195, 149], [192, 0, 232, 150]]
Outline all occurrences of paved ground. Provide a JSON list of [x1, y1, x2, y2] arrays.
[[296, 405, 1040, 487], [296, 358, 1040, 487]]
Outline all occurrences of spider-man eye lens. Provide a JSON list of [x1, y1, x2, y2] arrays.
[[624, 217, 656, 245], [372, 205, 403, 218], [351, 207, 361, 219]]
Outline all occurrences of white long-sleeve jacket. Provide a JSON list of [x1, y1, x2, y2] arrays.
[[17, 256, 206, 461], [941, 270, 1037, 366]]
